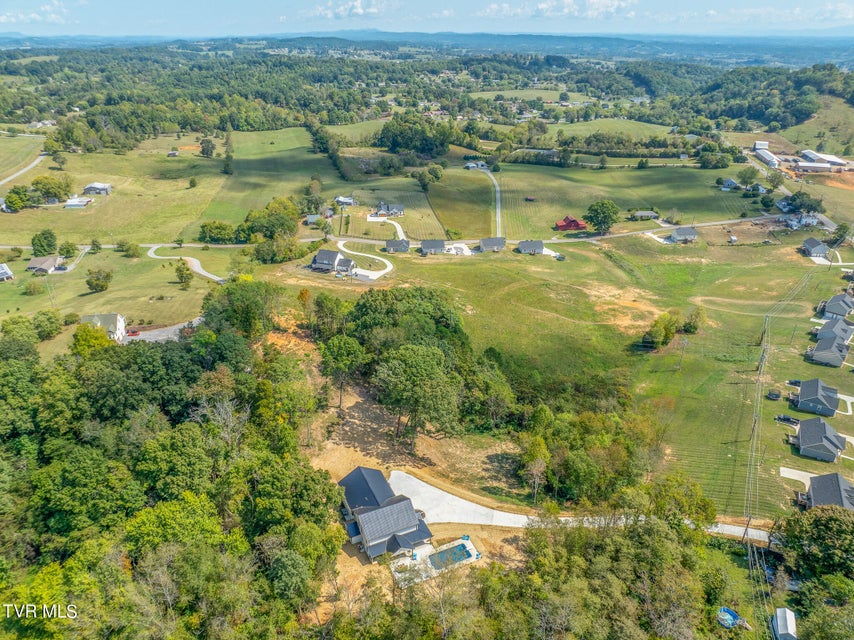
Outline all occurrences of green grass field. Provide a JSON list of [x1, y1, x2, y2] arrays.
[[0, 135, 44, 180], [0, 250, 213, 329], [327, 120, 386, 141], [344, 186, 446, 241], [427, 168, 494, 238], [151, 245, 246, 279], [497, 164, 761, 240], [780, 96, 854, 157], [547, 119, 671, 140]]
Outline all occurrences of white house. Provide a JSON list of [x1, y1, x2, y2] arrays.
[[81, 313, 127, 343]]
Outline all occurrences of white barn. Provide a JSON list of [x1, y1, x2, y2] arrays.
[[755, 148, 780, 168]]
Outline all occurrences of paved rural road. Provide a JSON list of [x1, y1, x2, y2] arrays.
[[0, 152, 47, 187], [389, 471, 770, 544], [337, 241, 394, 281], [146, 245, 226, 283], [480, 168, 502, 237]]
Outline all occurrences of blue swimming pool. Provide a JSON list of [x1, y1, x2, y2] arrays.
[[429, 543, 472, 570]]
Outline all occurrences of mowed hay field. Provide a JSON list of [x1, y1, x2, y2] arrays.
[[0, 129, 348, 244], [498, 164, 762, 240], [546, 119, 672, 141], [0, 135, 44, 179], [428, 167, 494, 238], [327, 120, 386, 142]]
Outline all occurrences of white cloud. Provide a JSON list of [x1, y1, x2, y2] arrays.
[[309, 0, 383, 19], [0, 0, 68, 24], [476, 0, 635, 19], [431, 8, 456, 18], [476, 3, 528, 17]]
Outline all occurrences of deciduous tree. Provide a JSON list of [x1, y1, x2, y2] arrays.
[[583, 199, 621, 235]]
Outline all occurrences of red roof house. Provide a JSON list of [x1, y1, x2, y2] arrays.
[[555, 216, 587, 231]]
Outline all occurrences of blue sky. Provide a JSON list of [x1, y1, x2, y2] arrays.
[[0, 0, 852, 36]]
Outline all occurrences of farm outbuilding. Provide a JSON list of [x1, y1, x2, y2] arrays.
[[755, 149, 780, 168], [771, 608, 797, 640], [555, 216, 587, 231], [0, 263, 13, 281]]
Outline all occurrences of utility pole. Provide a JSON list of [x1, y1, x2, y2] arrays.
[[678, 338, 688, 370]]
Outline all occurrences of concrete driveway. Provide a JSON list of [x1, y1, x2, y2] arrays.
[[779, 467, 817, 489], [389, 471, 770, 543]]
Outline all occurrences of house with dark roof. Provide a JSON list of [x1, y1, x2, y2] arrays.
[[721, 178, 738, 190], [793, 418, 847, 462], [375, 201, 405, 217], [815, 318, 854, 343], [771, 607, 797, 640], [808, 337, 849, 367], [555, 215, 587, 231], [480, 237, 505, 252], [81, 313, 126, 342], [339, 467, 433, 562], [807, 472, 854, 511], [631, 210, 658, 220], [802, 238, 829, 258], [822, 293, 854, 320], [312, 249, 355, 274], [421, 240, 445, 256], [25, 256, 61, 274], [517, 240, 544, 255], [670, 227, 698, 243], [0, 263, 13, 282], [749, 183, 768, 194], [385, 239, 410, 254], [795, 378, 839, 417], [82, 182, 112, 196]]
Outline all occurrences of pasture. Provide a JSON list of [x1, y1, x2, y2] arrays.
[[0, 135, 44, 180], [497, 164, 762, 240], [547, 119, 671, 140], [328, 120, 386, 141], [780, 96, 854, 157], [427, 168, 494, 238]]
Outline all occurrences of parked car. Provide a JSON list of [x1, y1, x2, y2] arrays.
[[127, 330, 140, 337], [787, 379, 801, 387], [55, 265, 68, 271], [776, 414, 799, 425]]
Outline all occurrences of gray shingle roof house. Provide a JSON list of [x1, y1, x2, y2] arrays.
[[721, 178, 738, 190], [670, 227, 698, 243], [816, 318, 854, 343], [376, 201, 404, 217], [807, 472, 854, 511], [809, 336, 849, 367], [312, 250, 355, 274], [631, 210, 658, 220], [480, 237, 506, 252], [421, 240, 446, 256], [802, 237, 829, 258], [339, 467, 433, 562], [81, 313, 126, 342], [517, 240, 544, 255], [25, 256, 61, 274], [822, 293, 854, 320], [795, 378, 839, 417], [795, 417, 847, 462], [385, 239, 410, 254], [0, 263, 13, 281], [771, 607, 797, 640], [82, 182, 111, 195], [304, 214, 321, 225]]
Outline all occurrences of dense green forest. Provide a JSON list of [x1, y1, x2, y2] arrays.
[[0, 45, 851, 153], [0, 279, 851, 638]]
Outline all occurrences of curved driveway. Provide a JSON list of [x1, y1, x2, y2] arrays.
[[337, 241, 393, 281], [0, 152, 47, 187], [146, 245, 225, 283]]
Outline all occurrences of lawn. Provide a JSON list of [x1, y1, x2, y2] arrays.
[[0, 135, 44, 180], [497, 164, 761, 240], [344, 186, 446, 241], [0, 250, 213, 332], [150, 245, 247, 280]]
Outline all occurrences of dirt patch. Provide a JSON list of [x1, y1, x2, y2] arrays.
[[814, 171, 854, 192], [715, 515, 774, 531], [178, 144, 200, 151], [572, 282, 662, 332]]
